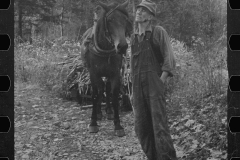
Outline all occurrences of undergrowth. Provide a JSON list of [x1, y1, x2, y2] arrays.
[[15, 38, 82, 98], [166, 35, 227, 159], [15, 36, 227, 159]]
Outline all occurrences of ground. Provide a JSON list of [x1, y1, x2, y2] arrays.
[[14, 82, 227, 160], [15, 82, 147, 160]]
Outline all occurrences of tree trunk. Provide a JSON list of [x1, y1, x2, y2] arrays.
[[132, 0, 136, 33], [30, 23, 35, 44], [60, 0, 64, 37], [77, 25, 82, 42]]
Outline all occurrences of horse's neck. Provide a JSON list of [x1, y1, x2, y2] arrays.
[[95, 20, 113, 50]]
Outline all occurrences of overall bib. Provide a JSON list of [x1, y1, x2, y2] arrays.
[[131, 33, 177, 160]]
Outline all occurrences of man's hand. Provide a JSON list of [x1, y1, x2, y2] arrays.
[[160, 71, 169, 83]]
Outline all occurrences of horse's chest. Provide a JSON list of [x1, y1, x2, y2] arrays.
[[93, 61, 121, 77]]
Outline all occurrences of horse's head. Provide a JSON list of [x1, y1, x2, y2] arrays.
[[97, 0, 132, 54]]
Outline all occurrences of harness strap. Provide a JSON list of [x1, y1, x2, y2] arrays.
[[104, 5, 120, 45], [90, 43, 116, 57]]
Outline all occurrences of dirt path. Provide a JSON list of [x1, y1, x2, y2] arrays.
[[14, 83, 147, 160]]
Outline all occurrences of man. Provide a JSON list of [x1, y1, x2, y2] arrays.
[[130, 0, 177, 159], [80, 9, 99, 67]]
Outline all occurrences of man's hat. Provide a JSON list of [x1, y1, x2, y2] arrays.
[[137, 0, 157, 16]]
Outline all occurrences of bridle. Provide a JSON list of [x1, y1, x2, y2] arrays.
[[94, 5, 131, 54], [104, 5, 132, 45], [104, 5, 120, 46]]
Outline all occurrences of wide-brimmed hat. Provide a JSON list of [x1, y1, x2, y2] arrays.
[[137, 0, 157, 16]]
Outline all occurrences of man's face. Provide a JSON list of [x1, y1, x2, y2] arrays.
[[135, 7, 152, 23]]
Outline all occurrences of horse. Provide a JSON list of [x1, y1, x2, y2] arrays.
[[83, 0, 132, 137]]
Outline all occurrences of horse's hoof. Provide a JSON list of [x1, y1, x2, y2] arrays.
[[107, 114, 114, 120], [114, 129, 125, 137], [89, 126, 99, 133]]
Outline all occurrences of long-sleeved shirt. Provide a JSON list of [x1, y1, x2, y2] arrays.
[[131, 25, 176, 77]]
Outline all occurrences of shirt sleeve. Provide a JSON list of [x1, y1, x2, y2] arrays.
[[153, 26, 176, 77]]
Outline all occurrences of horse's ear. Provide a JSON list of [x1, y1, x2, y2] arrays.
[[120, 0, 129, 9], [98, 1, 108, 11]]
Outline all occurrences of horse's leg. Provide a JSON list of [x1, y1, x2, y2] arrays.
[[96, 79, 104, 120], [105, 80, 114, 120], [111, 78, 125, 137], [89, 82, 99, 133]]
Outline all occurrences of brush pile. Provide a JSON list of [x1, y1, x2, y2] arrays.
[[60, 45, 132, 101]]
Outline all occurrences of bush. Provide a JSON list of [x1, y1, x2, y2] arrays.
[[166, 37, 227, 111], [166, 37, 227, 159], [15, 36, 227, 105], [14, 37, 82, 98]]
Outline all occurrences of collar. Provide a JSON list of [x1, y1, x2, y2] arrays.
[[134, 24, 153, 36]]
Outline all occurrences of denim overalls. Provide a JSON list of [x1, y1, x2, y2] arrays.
[[131, 31, 177, 160]]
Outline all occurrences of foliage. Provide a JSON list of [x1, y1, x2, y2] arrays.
[[14, 0, 226, 48], [59, 42, 132, 99], [14, 37, 81, 98], [164, 34, 227, 160], [155, 0, 227, 47], [15, 0, 57, 39], [166, 34, 227, 106], [15, 33, 227, 104], [14, 0, 228, 159], [169, 93, 227, 160], [59, 53, 91, 96]]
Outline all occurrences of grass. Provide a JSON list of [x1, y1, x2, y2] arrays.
[[15, 38, 83, 98]]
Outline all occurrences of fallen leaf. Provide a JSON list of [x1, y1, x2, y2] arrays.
[[22, 154, 29, 159], [32, 105, 39, 108], [53, 122, 61, 127], [76, 141, 82, 151], [30, 135, 38, 140], [74, 125, 80, 131], [185, 119, 195, 127], [63, 122, 71, 129]]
